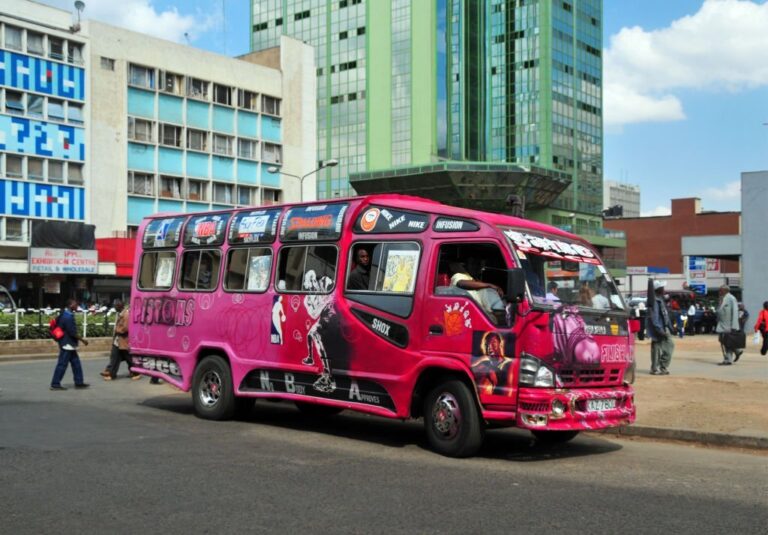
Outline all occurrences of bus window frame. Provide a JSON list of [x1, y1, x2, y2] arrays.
[[137, 250, 178, 292], [274, 243, 339, 295], [345, 240, 422, 295], [177, 248, 222, 293], [223, 245, 274, 294]]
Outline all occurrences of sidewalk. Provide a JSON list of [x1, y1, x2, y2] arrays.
[[2, 334, 766, 449]]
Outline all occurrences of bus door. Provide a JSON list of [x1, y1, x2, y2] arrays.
[[420, 241, 518, 401]]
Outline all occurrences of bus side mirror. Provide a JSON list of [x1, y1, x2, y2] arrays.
[[506, 269, 526, 302]]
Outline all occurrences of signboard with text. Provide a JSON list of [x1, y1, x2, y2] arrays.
[[30, 248, 98, 274]]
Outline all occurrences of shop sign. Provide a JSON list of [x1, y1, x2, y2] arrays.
[[30, 248, 98, 274]]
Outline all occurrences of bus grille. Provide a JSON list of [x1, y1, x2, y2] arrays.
[[520, 401, 550, 412], [558, 368, 622, 387]]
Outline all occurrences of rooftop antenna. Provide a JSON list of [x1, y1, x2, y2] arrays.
[[71, 1, 85, 33], [184, 32, 191, 45]]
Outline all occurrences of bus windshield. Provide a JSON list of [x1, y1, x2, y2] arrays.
[[503, 229, 625, 312]]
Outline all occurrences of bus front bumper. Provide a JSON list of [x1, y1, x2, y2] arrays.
[[516, 386, 635, 431]]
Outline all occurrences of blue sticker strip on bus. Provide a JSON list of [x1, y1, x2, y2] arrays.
[[229, 208, 281, 244], [354, 206, 429, 234], [280, 203, 349, 241], [142, 217, 186, 249], [184, 213, 231, 247], [241, 369, 396, 411]]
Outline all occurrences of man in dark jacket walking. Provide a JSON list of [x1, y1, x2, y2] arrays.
[[50, 298, 90, 390], [646, 280, 675, 375]]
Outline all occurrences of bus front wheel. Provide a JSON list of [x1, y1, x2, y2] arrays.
[[192, 355, 236, 421], [423, 379, 484, 458]]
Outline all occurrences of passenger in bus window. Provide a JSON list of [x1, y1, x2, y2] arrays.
[[197, 254, 213, 288], [348, 247, 373, 290]]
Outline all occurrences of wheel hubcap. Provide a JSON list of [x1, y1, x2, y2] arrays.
[[200, 370, 222, 407], [432, 392, 461, 439]]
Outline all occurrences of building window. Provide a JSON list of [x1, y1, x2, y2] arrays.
[[262, 95, 281, 116], [213, 183, 233, 204], [262, 188, 281, 206], [237, 185, 255, 206], [6, 155, 23, 178], [339, 31, 348, 40], [27, 94, 44, 118], [186, 77, 208, 100], [128, 117, 154, 143], [48, 160, 64, 183], [238, 89, 257, 111], [4, 25, 22, 50], [49, 37, 64, 60], [48, 98, 65, 121], [128, 171, 154, 195], [68, 103, 83, 124], [262, 143, 282, 164], [212, 134, 233, 156], [187, 179, 207, 201], [160, 175, 182, 198], [5, 218, 25, 242], [100, 56, 115, 70], [160, 71, 183, 95], [27, 32, 44, 56], [187, 129, 207, 152], [213, 84, 232, 106], [129, 64, 155, 89], [160, 124, 182, 147], [67, 162, 83, 184], [294, 9, 311, 21], [5, 90, 24, 115], [28, 158, 44, 180], [237, 139, 257, 159], [67, 42, 83, 64]]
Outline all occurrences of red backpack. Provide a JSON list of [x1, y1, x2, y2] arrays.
[[49, 316, 65, 341]]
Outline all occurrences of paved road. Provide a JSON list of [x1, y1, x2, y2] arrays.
[[1, 359, 766, 534]]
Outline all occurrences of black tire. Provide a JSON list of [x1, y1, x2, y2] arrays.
[[423, 379, 484, 458], [295, 401, 344, 417], [531, 430, 579, 445], [192, 355, 236, 420]]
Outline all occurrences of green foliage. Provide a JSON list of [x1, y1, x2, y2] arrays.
[[0, 312, 116, 341]]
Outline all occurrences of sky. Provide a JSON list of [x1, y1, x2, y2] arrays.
[[40, 0, 768, 216]]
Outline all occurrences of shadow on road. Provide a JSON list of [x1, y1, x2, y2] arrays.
[[138, 394, 623, 461]]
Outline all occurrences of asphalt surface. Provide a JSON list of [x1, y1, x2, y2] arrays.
[[1, 358, 767, 533]]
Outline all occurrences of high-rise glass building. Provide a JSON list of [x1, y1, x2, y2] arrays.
[[251, 0, 603, 219]]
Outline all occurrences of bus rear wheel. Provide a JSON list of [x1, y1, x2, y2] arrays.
[[192, 355, 236, 421], [423, 379, 484, 458], [531, 430, 579, 444]]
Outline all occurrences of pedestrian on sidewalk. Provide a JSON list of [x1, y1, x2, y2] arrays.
[[101, 300, 140, 381], [754, 301, 768, 356], [50, 298, 89, 391], [716, 285, 741, 365], [646, 280, 675, 375]]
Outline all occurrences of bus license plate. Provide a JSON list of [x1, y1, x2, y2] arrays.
[[587, 399, 616, 412]]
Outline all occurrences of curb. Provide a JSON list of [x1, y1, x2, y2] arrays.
[[595, 425, 768, 451]]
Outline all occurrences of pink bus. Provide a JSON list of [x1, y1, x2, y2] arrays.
[[130, 194, 635, 457]]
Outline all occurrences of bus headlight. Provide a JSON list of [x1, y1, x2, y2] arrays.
[[519, 355, 558, 388]]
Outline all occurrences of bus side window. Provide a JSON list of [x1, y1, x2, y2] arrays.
[[179, 250, 221, 291], [276, 245, 337, 293], [225, 247, 272, 292], [138, 251, 176, 290]]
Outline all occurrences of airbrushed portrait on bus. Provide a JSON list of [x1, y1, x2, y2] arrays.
[[129, 194, 635, 457]]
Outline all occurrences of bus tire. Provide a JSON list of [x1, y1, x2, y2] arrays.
[[531, 430, 579, 444], [295, 401, 344, 416], [423, 379, 484, 458], [192, 355, 236, 421]]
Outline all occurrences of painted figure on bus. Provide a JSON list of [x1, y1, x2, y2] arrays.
[[553, 306, 600, 365], [471, 331, 514, 396], [301, 269, 337, 392], [271, 295, 286, 344]]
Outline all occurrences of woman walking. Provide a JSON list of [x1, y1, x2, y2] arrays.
[[754, 301, 768, 356]]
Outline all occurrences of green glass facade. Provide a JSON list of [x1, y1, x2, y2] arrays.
[[251, 0, 603, 216]]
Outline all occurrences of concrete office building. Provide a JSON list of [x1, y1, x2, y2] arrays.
[[741, 171, 767, 322], [0, 0, 315, 306], [603, 180, 640, 218], [251, 0, 606, 225]]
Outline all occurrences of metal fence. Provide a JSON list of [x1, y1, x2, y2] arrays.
[[0, 309, 118, 341]]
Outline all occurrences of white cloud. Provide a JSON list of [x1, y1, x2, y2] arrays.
[[641, 206, 672, 217], [41, 0, 218, 44], [605, 0, 768, 126], [702, 180, 741, 201]]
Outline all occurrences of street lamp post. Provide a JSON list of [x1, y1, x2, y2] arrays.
[[266, 159, 339, 203]]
